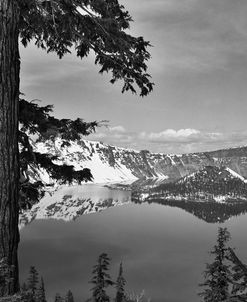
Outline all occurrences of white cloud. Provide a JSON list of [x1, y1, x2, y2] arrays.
[[109, 125, 126, 133], [141, 128, 200, 140], [88, 127, 247, 154]]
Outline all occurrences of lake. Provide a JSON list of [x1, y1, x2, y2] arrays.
[[19, 184, 247, 302]]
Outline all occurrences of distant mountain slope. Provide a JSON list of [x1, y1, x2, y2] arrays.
[[131, 166, 247, 223], [134, 166, 247, 203], [32, 138, 247, 184], [20, 140, 247, 227]]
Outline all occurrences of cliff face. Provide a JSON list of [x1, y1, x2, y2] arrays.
[[205, 147, 247, 178], [32, 139, 247, 183], [20, 141, 247, 226]]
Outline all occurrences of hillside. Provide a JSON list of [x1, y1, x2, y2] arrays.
[[134, 166, 247, 203], [31, 138, 247, 184], [20, 140, 247, 226]]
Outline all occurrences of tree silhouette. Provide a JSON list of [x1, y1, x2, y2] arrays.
[[65, 290, 75, 302], [36, 277, 47, 302], [54, 293, 63, 302], [90, 253, 114, 302], [27, 266, 39, 302], [0, 0, 153, 295], [199, 228, 231, 302], [19, 98, 98, 210], [115, 262, 126, 302]]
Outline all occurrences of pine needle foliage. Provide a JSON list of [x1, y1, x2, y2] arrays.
[[19, 98, 99, 210], [199, 228, 247, 302], [18, 0, 154, 97], [16, 0, 154, 209], [54, 293, 63, 302], [27, 266, 39, 300], [90, 253, 114, 302], [65, 290, 75, 302], [115, 262, 126, 302], [199, 227, 231, 302], [36, 278, 47, 302]]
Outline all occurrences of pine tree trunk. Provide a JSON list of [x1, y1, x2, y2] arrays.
[[0, 0, 20, 296]]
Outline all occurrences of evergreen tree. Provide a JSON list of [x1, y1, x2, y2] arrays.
[[65, 290, 74, 302], [227, 248, 247, 301], [199, 227, 232, 302], [90, 253, 114, 302], [27, 266, 39, 300], [20, 281, 33, 302], [22, 282, 28, 292], [0, 0, 153, 295], [18, 97, 99, 210], [36, 277, 47, 302], [54, 293, 63, 302], [115, 262, 126, 302]]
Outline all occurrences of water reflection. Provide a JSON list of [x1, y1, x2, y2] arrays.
[[19, 184, 132, 227], [19, 182, 247, 302], [19, 180, 247, 227], [132, 198, 247, 223]]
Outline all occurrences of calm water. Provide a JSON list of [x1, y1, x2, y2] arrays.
[[19, 185, 247, 302]]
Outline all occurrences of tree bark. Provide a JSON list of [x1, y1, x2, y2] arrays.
[[0, 0, 20, 296]]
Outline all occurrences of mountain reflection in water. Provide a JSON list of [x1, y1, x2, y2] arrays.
[[19, 179, 247, 226], [131, 178, 247, 223], [19, 181, 247, 302]]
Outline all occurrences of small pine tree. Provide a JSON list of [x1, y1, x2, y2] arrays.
[[21, 282, 28, 292], [199, 227, 232, 302], [65, 290, 74, 302], [90, 253, 114, 302], [115, 262, 126, 302], [54, 293, 63, 302], [36, 277, 46, 302], [28, 266, 39, 299]]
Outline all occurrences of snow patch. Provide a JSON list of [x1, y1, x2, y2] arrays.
[[226, 167, 247, 183]]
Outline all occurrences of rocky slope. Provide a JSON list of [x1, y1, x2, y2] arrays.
[[133, 166, 247, 203], [20, 140, 247, 226], [33, 139, 247, 184], [131, 166, 247, 222]]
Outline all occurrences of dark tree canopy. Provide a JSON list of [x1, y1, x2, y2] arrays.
[[17, 0, 154, 208], [27, 266, 39, 299], [90, 253, 114, 302], [199, 228, 231, 302], [19, 98, 100, 209], [0, 0, 154, 296], [19, 0, 154, 96], [199, 228, 247, 302]]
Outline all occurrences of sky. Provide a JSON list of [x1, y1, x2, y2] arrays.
[[20, 0, 247, 154]]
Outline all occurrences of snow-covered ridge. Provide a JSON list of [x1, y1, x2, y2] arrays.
[[225, 167, 247, 183], [34, 139, 138, 183], [21, 140, 247, 227], [155, 165, 247, 203], [32, 138, 247, 184]]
